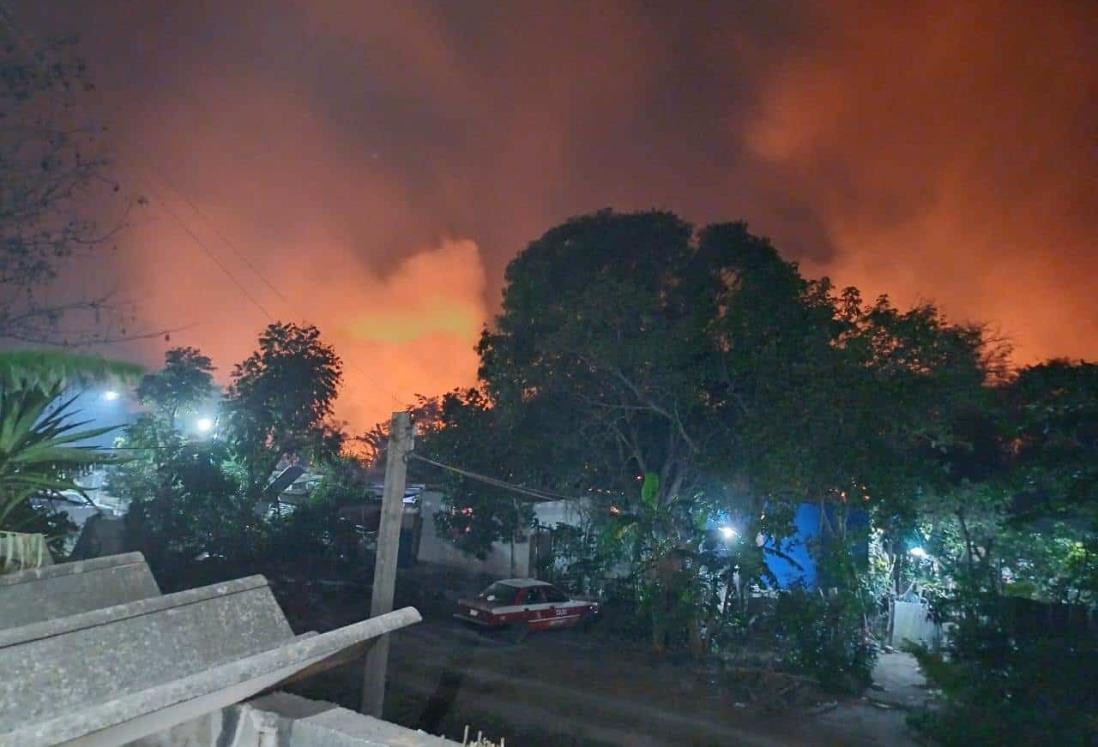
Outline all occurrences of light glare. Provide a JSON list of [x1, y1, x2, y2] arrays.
[[719, 526, 737, 540], [196, 417, 214, 433], [102, 390, 120, 401]]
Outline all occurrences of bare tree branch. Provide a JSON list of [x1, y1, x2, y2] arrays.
[[0, 24, 162, 348]]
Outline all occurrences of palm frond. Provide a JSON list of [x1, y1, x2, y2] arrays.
[[0, 350, 142, 390], [0, 351, 132, 530]]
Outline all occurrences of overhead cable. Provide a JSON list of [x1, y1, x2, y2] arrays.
[[408, 453, 586, 504]]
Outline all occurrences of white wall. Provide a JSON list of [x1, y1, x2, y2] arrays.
[[533, 498, 589, 528], [416, 492, 530, 577], [415, 492, 593, 579], [891, 600, 943, 649]]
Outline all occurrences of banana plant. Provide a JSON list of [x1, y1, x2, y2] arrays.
[[602, 472, 712, 651]]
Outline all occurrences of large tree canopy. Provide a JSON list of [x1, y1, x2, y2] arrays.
[[424, 209, 999, 655], [467, 211, 993, 539], [110, 324, 347, 580], [479, 211, 711, 502], [1005, 360, 1098, 521], [136, 347, 215, 428]]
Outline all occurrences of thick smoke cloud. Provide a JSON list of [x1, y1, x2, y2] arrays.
[[743, 0, 1098, 363], [18, 0, 1097, 429]]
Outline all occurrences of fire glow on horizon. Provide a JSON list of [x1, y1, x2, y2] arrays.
[[20, 0, 1095, 431]]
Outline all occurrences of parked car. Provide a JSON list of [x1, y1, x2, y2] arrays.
[[455, 578, 598, 640]]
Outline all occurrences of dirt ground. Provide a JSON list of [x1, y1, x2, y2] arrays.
[[272, 564, 933, 746]]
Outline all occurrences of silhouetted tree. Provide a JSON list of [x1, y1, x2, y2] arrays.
[[431, 209, 998, 658], [0, 22, 142, 345], [136, 347, 216, 428], [223, 322, 343, 505]]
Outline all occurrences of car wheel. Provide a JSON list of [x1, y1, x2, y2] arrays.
[[506, 624, 529, 644]]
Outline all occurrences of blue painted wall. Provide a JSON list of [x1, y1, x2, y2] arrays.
[[763, 502, 870, 589]]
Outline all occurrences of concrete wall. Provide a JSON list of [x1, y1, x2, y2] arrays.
[[124, 692, 459, 747], [891, 600, 942, 649], [417, 492, 530, 577], [0, 552, 160, 631], [415, 491, 590, 579]]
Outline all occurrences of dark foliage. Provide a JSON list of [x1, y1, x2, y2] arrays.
[[910, 594, 1098, 746], [775, 586, 875, 693]]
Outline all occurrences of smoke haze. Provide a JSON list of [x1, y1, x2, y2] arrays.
[[17, 0, 1096, 428]]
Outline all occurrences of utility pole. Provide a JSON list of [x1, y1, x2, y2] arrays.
[[361, 411, 414, 716]]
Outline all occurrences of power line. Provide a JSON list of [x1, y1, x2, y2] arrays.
[[137, 174, 275, 321], [131, 163, 407, 413], [409, 453, 586, 504], [135, 167, 408, 411], [3, 3, 408, 414], [140, 167, 297, 312]]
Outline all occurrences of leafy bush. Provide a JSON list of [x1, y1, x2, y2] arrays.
[[598, 579, 656, 643], [1, 354, 131, 530], [121, 439, 252, 574], [909, 598, 1098, 746], [0, 351, 137, 570], [266, 499, 365, 576], [775, 586, 876, 693]]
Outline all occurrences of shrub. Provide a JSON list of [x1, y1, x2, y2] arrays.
[[775, 586, 876, 693], [266, 499, 365, 576], [909, 597, 1098, 746]]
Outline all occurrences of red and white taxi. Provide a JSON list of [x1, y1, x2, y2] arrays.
[[455, 578, 598, 638]]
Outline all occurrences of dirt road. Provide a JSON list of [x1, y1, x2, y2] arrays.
[[389, 621, 926, 746], [279, 567, 930, 746]]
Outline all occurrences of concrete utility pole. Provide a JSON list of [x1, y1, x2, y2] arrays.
[[361, 411, 414, 716]]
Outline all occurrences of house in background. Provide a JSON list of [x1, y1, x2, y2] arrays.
[[762, 503, 870, 589], [414, 489, 867, 593], [415, 491, 587, 578]]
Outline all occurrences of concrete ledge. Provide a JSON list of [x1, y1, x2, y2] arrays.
[[297, 706, 459, 746], [2, 606, 422, 747], [0, 575, 269, 649], [0, 552, 146, 586], [246, 691, 460, 746], [126, 690, 460, 747], [0, 552, 160, 630], [0, 575, 295, 738]]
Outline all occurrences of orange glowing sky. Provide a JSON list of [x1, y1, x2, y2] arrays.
[[18, 0, 1097, 430]]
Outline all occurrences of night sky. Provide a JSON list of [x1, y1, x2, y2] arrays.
[[16, 0, 1098, 429]]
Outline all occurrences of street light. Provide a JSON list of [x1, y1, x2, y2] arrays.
[[195, 417, 214, 433], [909, 546, 928, 559], [102, 390, 120, 402], [719, 526, 737, 541]]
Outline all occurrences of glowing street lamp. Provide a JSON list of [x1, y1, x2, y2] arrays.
[[102, 390, 120, 402], [909, 546, 929, 559], [195, 417, 214, 434], [719, 526, 738, 541]]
